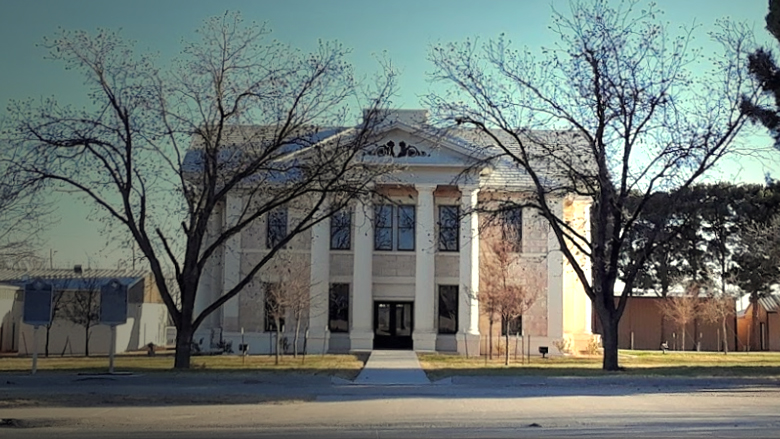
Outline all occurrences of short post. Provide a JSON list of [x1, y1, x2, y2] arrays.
[[109, 324, 117, 374], [241, 327, 246, 366], [32, 325, 39, 375], [302, 327, 309, 364], [321, 325, 327, 356]]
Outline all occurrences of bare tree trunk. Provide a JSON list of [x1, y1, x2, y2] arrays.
[[45, 325, 52, 358], [293, 318, 301, 359], [659, 315, 666, 348], [681, 326, 686, 352], [721, 317, 729, 354], [174, 321, 194, 369], [504, 333, 509, 366], [275, 317, 282, 365], [600, 317, 620, 371], [488, 320, 494, 360], [751, 294, 759, 351], [84, 325, 90, 357]]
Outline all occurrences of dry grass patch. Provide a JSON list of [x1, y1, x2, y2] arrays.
[[0, 353, 366, 379], [419, 351, 780, 380]]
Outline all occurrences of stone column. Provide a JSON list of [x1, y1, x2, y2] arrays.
[[221, 194, 242, 334], [308, 205, 331, 353], [583, 201, 593, 334], [413, 184, 437, 351], [547, 197, 564, 341], [350, 198, 374, 350], [194, 203, 224, 347], [457, 185, 480, 356]]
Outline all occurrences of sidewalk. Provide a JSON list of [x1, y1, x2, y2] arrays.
[[352, 350, 430, 385]]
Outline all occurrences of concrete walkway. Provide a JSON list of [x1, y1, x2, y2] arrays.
[[352, 350, 430, 385]]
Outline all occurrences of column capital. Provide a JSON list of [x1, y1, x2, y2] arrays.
[[458, 185, 480, 195], [415, 183, 437, 192]]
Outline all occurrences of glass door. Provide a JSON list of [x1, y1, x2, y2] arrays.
[[373, 301, 414, 349]]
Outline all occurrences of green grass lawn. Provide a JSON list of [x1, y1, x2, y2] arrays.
[[418, 350, 780, 380], [0, 352, 367, 379]]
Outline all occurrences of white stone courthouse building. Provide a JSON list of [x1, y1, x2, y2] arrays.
[[194, 110, 593, 356]]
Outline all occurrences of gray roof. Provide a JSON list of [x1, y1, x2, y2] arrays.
[[450, 128, 594, 190], [758, 294, 780, 313], [183, 125, 348, 173], [182, 119, 594, 191], [0, 268, 149, 291]]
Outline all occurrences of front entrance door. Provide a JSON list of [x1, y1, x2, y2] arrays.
[[374, 301, 413, 350]]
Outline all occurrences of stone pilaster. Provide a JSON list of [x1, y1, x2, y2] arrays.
[[413, 184, 437, 351], [547, 197, 564, 340], [222, 194, 242, 333], [308, 205, 330, 353], [350, 198, 374, 350], [457, 185, 480, 356]]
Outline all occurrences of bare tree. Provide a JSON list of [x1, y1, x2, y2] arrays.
[[479, 220, 542, 365], [0, 150, 53, 269], [5, 13, 395, 368], [426, 0, 759, 370], [44, 290, 67, 357], [61, 277, 101, 357], [699, 283, 736, 354], [731, 213, 780, 351], [478, 277, 501, 360], [658, 281, 706, 351], [263, 282, 286, 365], [272, 253, 312, 359]]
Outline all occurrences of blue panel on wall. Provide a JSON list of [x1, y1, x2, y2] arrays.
[[23, 279, 53, 326], [100, 278, 128, 325]]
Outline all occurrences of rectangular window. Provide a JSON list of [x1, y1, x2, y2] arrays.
[[502, 315, 522, 336], [374, 205, 393, 250], [438, 205, 459, 251], [266, 209, 288, 249], [397, 205, 416, 251], [330, 209, 351, 250], [501, 207, 523, 252], [264, 283, 285, 332], [438, 285, 458, 334], [375, 204, 415, 251], [328, 283, 350, 333]]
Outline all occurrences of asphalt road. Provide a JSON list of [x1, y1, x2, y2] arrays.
[[1, 373, 779, 438]]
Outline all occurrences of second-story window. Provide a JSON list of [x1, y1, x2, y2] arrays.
[[438, 205, 459, 251], [375, 204, 416, 251], [374, 205, 393, 250], [330, 209, 351, 250], [397, 205, 415, 251], [267, 208, 288, 248]]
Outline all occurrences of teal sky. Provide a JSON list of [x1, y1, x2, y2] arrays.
[[0, 0, 777, 269]]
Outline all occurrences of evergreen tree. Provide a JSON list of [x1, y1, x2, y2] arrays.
[[743, 0, 780, 144]]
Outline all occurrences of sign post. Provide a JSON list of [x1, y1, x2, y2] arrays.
[[32, 325, 39, 374], [100, 279, 128, 374], [22, 279, 53, 375], [109, 325, 117, 373]]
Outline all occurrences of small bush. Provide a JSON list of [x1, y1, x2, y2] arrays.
[[552, 338, 572, 355], [586, 335, 602, 355]]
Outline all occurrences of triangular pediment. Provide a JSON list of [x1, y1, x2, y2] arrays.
[[362, 126, 485, 168]]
